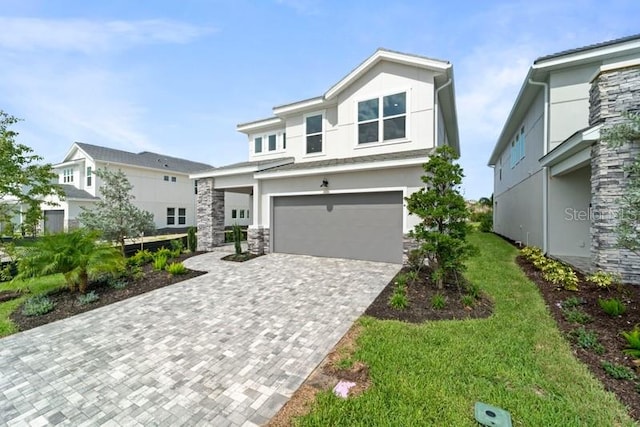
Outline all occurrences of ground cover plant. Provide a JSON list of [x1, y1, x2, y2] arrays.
[[278, 232, 634, 426]]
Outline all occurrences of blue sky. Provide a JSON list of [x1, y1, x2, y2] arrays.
[[1, 0, 639, 199]]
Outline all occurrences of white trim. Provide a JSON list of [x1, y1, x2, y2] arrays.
[[534, 39, 640, 70], [237, 117, 284, 133], [589, 57, 640, 82], [255, 157, 425, 179], [273, 97, 326, 116], [189, 158, 295, 179], [54, 158, 85, 168], [267, 186, 406, 198], [549, 147, 591, 176]]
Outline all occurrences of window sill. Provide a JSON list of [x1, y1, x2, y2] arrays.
[[354, 138, 411, 150], [303, 152, 326, 159]]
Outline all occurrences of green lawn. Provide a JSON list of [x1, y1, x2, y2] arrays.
[[0, 273, 65, 336], [298, 232, 635, 426]]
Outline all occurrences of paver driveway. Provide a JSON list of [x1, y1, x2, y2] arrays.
[[0, 248, 399, 426]]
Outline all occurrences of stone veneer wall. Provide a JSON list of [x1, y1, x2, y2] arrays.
[[403, 234, 419, 265], [195, 178, 225, 251], [589, 65, 640, 283], [247, 226, 270, 256]]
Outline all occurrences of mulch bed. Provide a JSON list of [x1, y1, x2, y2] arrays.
[[221, 252, 261, 262], [517, 255, 640, 420], [9, 252, 206, 333], [364, 267, 494, 323]]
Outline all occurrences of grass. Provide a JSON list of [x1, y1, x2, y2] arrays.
[[0, 274, 66, 336], [297, 232, 634, 426]]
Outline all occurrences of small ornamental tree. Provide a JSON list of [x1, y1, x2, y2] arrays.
[[601, 112, 640, 254], [405, 145, 477, 289], [0, 111, 63, 235], [78, 168, 155, 254]]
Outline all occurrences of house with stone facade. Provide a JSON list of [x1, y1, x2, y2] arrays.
[[40, 142, 250, 233], [488, 34, 640, 283], [191, 48, 459, 264]]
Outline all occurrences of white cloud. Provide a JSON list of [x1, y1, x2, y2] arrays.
[[0, 17, 215, 53]]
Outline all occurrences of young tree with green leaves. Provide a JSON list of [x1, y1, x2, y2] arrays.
[[0, 110, 63, 235], [16, 229, 124, 293], [405, 145, 477, 289], [602, 112, 640, 254], [78, 168, 155, 254]]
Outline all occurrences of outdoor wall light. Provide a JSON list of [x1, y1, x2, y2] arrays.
[[320, 179, 329, 188]]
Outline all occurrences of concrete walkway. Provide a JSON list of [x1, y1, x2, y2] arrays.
[[0, 248, 399, 426]]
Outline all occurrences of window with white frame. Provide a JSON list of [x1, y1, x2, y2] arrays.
[[167, 207, 175, 225], [510, 125, 526, 168], [306, 114, 323, 154], [178, 208, 186, 225], [254, 136, 263, 154], [239, 210, 245, 219], [357, 92, 406, 144], [171, 176, 177, 182], [63, 168, 74, 183], [231, 209, 237, 219], [268, 134, 277, 151], [86, 167, 92, 186]]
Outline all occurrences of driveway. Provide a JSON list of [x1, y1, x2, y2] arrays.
[[0, 248, 399, 426]]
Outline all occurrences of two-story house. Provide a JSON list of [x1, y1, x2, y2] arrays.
[[488, 34, 640, 283], [42, 142, 250, 233], [192, 49, 459, 263]]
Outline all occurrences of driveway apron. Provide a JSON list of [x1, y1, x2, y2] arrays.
[[0, 249, 399, 426]]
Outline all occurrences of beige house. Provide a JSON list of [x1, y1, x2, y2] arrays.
[[488, 34, 640, 283]]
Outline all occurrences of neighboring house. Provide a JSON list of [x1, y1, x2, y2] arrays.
[[41, 142, 250, 233], [488, 34, 640, 283], [192, 48, 459, 263]]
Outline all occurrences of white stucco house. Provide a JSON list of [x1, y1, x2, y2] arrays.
[[42, 142, 250, 233], [488, 34, 640, 283], [192, 48, 459, 264]]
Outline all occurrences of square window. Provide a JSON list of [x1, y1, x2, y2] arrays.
[[358, 98, 379, 121], [231, 209, 237, 219], [171, 176, 176, 182], [164, 175, 169, 181], [268, 134, 276, 151], [357, 92, 406, 144], [254, 137, 262, 153]]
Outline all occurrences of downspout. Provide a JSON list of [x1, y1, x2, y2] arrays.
[[434, 77, 452, 147], [528, 78, 549, 253]]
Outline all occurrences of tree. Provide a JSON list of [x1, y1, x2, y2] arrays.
[[601, 112, 640, 255], [16, 229, 124, 293], [478, 195, 493, 207], [0, 111, 63, 235], [78, 168, 155, 254], [405, 145, 477, 289]]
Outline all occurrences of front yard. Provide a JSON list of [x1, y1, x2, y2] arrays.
[[293, 232, 635, 426]]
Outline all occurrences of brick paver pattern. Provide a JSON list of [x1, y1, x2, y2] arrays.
[[0, 248, 398, 426]]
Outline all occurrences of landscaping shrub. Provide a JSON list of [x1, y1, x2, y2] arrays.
[[562, 307, 592, 324], [232, 223, 243, 255], [170, 239, 184, 257], [465, 281, 481, 299], [562, 296, 582, 309], [22, 295, 55, 316], [431, 293, 446, 309], [127, 249, 154, 267], [166, 262, 188, 275], [621, 327, 640, 358], [479, 212, 493, 232], [407, 249, 425, 272], [598, 298, 627, 317], [154, 247, 173, 260], [570, 327, 605, 354], [587, 270, 622, 289], [461, 294, 475, 307], [389, 290, 408, 310], [601, 361, 636, 381], [153, 255, 168, 271], [108, 278, 127, 290], [405, 270, 419, 283], [77, 291, 99, 305], [521, 247, 579, 291], [187, 227, 197, 252], [395, 273, 408, 289]]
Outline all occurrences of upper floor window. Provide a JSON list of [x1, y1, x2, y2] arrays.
[[63, 168, 74, 183], [510, 126, 526, 168], [164, 175, 169, 181], [268, 134, 277, 151], [358, 92, 406, 144], [306, 114, 323, 154], [194, 180, 198, 195], [171, 176, 177, 183], [283, 133, 287, 149], [254, 136, 263, 154], [86, 167, 92, 186]]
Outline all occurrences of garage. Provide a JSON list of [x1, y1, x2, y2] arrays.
[[272, 191, 403, 263]]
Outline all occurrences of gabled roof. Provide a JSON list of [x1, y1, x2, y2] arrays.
[[535, 33, 640, 64], [190, 157, 295, 179], [66, 142, 212, 174], [59, 184, 98, 200]]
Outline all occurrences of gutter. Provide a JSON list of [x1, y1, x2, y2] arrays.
[[528, 78, 549, 253], [434, 78, 452, 147]]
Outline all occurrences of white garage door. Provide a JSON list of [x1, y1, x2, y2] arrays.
[[272, 191, 403, 263]]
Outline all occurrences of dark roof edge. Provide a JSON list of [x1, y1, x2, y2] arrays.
[[534, 33, 640, 64]]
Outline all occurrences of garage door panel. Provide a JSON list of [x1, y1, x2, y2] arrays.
[[272, 192, 402, 263]]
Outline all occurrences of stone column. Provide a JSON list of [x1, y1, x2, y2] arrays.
[[247, 225, 264, 255], [589, 65, 640, 283], [196, 178, 225, 251]]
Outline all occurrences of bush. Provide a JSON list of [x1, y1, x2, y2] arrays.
[[601, 361, 636, 381], [570, 327, 605, 354], [587, 270, 622, 289], [395, 273, 408, 289], [405, 270, 419, 283], [166, 262, 188, 275], [431, 293, 446, 310], [232, 223, 243, 255], [153, 255, 168, 271], [562, 296, 582, 309], [389, 290, 408, 310], [154, 247, 173, 260], [109, 278, 127, 290], [562, 307, 592, 324], [22, 295, 55, 316], [478, 212, 493, 232], [170, 239, 184, 257], [407, 249, 425, 272], [77, 291, 99, 305], [187, 227, 197, 252], [127, 249, 154, 267], [598, 298, 627, 317], [621, 327, 640, 359]]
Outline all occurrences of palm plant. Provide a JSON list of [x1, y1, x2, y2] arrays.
[[16, 229, 124, 293]]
